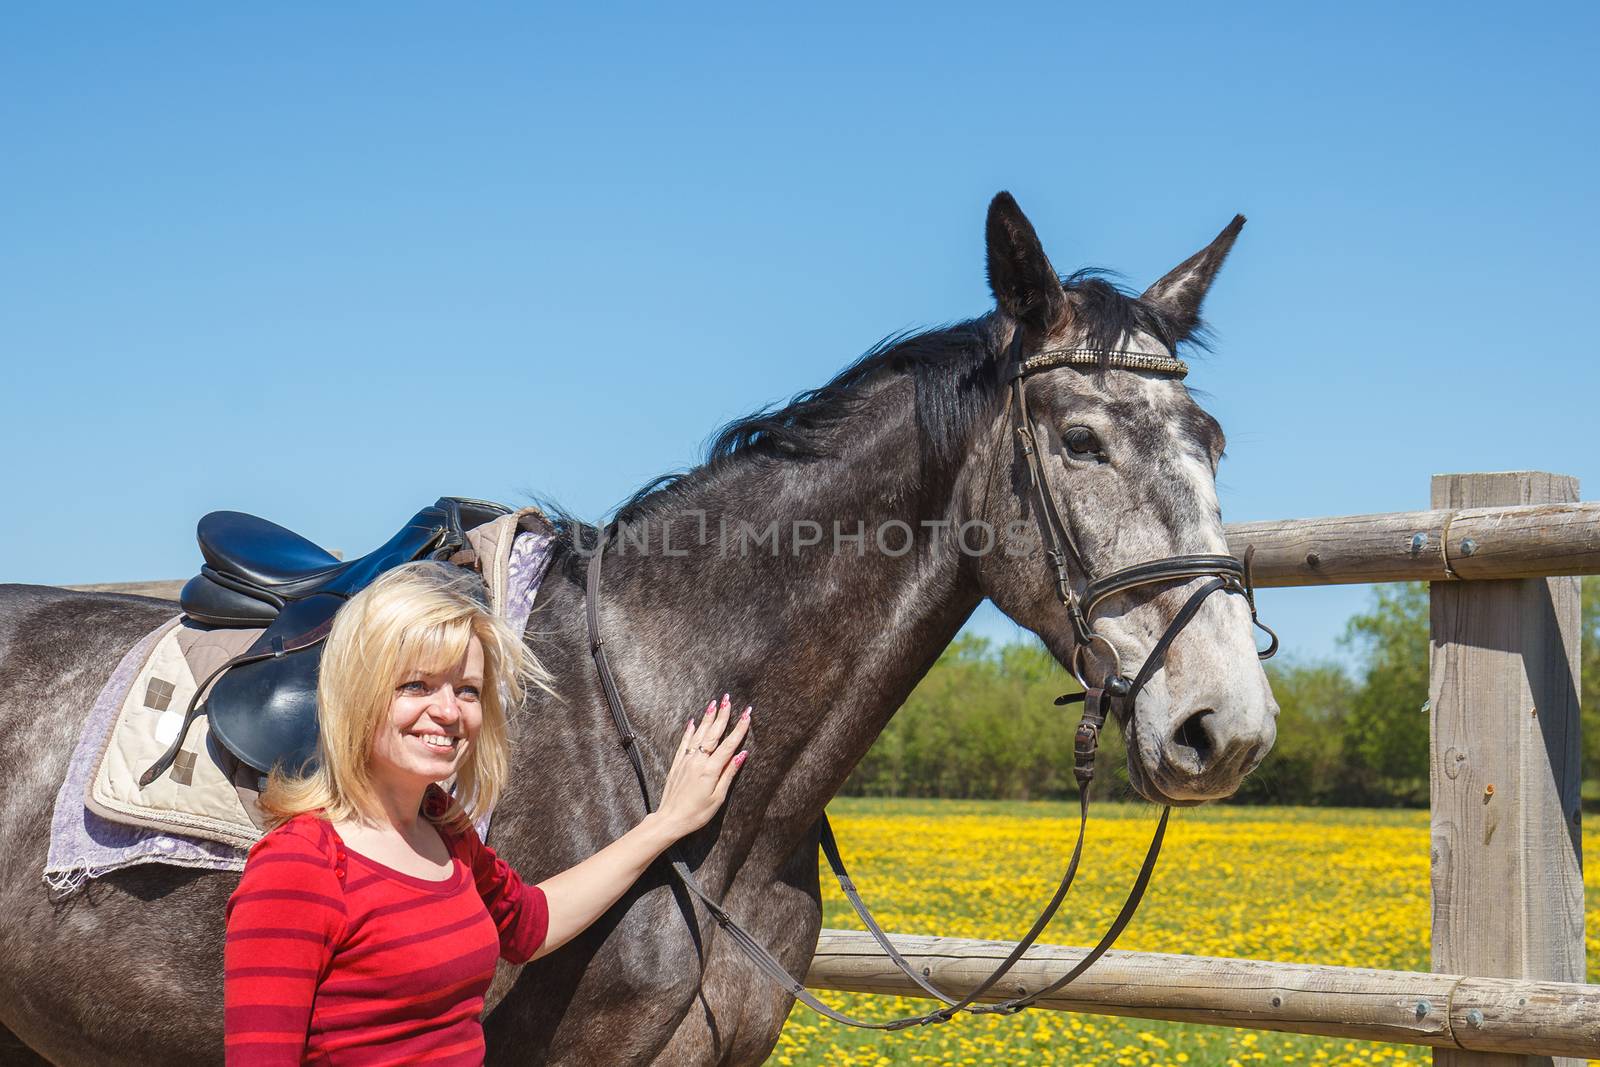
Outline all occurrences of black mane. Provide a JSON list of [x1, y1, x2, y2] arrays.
[[576, 270, 1194, 535]]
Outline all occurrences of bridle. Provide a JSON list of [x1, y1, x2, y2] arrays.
[[1003, 332, 1278, 789], [582, 330, 1278, 1031]]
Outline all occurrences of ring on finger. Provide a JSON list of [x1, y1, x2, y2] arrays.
[[697, 744, 715, 755]]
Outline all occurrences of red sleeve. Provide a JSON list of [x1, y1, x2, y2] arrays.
[[223, 819, 346, 1066], [454, 823, 549, 965]]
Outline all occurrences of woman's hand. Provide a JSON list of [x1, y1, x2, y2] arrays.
[[533, 695, 752, 958], [653, 693, 751, 840]]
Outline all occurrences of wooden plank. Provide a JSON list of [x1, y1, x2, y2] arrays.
[[805, 931, 1600, 1057], [47, 500, 1600, 595], [1451, 978, 1600, 1057], [1428, 473, 1587, 1067], [1227, 508, 1455, 586], [1225, 500, 1600, 588], [1447, 503, 1600, 582]]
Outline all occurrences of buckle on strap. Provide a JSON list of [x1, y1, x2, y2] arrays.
[[1046, 550, 1075, 607], [1072, 686, 1112, 788]]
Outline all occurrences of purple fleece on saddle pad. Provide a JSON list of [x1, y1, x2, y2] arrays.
[[503, 530, 554, 635], [43, 531, 556, 894]]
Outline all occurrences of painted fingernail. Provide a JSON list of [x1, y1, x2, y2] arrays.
[[734, 751, 748, 766], [741, 706, 752, 721], [721, 693, 730, 709]]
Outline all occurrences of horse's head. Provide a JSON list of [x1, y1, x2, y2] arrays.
[[967, 193, 1277, 806]]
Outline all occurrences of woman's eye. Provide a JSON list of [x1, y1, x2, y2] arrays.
[[460, 686, 481, 701], [398, 680, 427, 694], [1064, 426, 1103, 459]]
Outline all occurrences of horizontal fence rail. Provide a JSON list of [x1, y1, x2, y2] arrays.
[[806, 931, 1600, 1059], [1226, 499, 1600, 587], [55, 498, 1600, 601]]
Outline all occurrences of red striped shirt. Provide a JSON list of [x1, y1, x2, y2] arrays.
[[224, 792, 547, 1065]]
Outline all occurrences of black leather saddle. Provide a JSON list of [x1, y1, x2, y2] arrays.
[[143, 497, 509, 788], [180, 498, 511, 627]]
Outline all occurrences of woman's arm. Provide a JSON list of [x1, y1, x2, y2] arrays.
[[533, 694, 751, 959]]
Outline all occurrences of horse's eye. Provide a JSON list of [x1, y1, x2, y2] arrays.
[[1064, 426, 1102, 458]]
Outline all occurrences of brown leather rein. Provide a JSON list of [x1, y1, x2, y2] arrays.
[[583, 332, 1278, 1030]]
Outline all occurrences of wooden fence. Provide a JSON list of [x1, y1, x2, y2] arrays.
[[807, 933, 1600, 1059], [805, 472, 1596, 1065], [68, 471, 1598, 1061]]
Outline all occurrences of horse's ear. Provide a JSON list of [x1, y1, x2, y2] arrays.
[[986, 192, 1068, 333], [1141, 215, 1246, 338]]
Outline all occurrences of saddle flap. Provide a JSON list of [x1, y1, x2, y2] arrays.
[[207, 646, 323, 777], [207, 593, 348, 775]]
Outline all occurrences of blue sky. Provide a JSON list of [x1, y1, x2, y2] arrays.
[[3, 3, 1596, 672]]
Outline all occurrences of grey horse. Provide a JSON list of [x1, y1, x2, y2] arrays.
[[0, 192, 1277, 1065]]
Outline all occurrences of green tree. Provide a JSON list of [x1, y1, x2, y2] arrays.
[[844, 635, 1087, 800], [1338, 582, 1430, 805], [1233, 658, 1356, 805]]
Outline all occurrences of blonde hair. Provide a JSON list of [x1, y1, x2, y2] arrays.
[[259, 561, 550, 833]]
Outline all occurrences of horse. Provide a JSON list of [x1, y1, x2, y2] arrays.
[[0, 191, 1278, 1065]]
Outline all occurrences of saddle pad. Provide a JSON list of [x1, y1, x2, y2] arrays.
[[87, 618, 267, 849], [45, 522, 557, 893], [45, 619, 256, 893]]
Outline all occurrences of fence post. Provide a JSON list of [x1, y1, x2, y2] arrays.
[[1429, 472, 1586, 1067]]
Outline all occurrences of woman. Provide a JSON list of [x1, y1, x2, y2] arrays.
[[223, 562, 751, 1065]]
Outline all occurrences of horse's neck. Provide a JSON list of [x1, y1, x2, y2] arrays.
[[598, 385, 983, 850]]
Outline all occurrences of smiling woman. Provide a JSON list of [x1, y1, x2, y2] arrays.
[[254, 562, 535, 837], [224, 562, 752, 1065]]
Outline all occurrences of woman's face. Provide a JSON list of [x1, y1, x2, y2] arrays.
[[370, 634, 485, 791]]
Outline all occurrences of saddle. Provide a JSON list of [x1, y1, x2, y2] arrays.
[[142, 498, 510, 787]]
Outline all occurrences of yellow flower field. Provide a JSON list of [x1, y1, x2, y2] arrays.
[[769, 799, 1600, 1066]]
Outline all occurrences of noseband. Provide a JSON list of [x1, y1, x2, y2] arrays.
[[583, 333, 1280, 1032]]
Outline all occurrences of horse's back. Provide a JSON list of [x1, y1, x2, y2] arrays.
[[0, 585, 231, 1065], [0, 584, 177, 822]]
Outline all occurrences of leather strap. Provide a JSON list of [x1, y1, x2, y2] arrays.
[[1008, 364, 1094, 644], [1083, 555, 1243, 616], [587, 535, 650, 802], [585, 536, 1164, 1029]]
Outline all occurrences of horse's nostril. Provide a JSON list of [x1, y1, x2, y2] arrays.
[[1173, 708, 1217, 768]]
